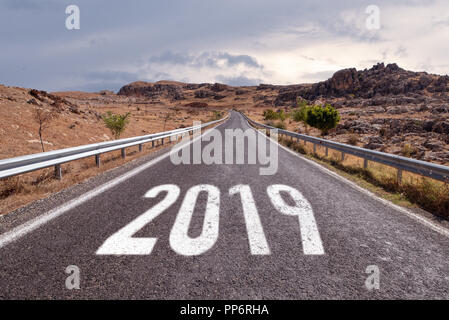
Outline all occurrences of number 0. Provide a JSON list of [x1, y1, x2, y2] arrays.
[[169, 185, 220, 256]]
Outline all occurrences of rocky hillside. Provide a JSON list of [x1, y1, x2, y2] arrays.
[[275, 63, 449, 106], [116, 63, 449, 165], [0, 84, 215, 160], [118, 63, 449, 109]]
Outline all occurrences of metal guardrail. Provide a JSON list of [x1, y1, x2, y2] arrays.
[[0, 117, 227, 180], [242, 113, 449, 183]]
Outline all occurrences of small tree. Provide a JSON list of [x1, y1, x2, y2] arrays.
[[291, 98, 310, 133], [297, 98, 308, 109], [277, 109, 287, 123], [263, 109, 278, 121], [305, 104, 340, 135], [34, 107, 57, 152], [102, 111, 131, 139], [211, 110, 223, 121], [291, 107, 308, 123], [163, 113, 173, 131]]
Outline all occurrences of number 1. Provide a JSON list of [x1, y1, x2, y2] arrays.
[[230, 185, 270, 255]]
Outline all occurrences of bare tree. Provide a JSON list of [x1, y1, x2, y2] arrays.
[[33, 108, 56, 152], [163, 113, 172, 131]]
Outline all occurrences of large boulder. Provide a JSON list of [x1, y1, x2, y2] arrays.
[[118, 81, 185, 100], [194, 89, 215, 98], [433, 121, 449, 134]]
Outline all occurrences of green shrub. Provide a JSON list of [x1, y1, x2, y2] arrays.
[[291, 98, 309, 123], [102, 111, 131, 139], [211, 110, 224, 120], [305, 104, 340, 135], [297, 98, 308, 109], [277, 109, 288, 123], [263, 109, 278, 120], [291, 108, 307, 123]]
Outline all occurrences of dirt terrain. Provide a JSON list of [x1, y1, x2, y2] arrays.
[[0, 84, 220, 214], [0, 85, 218, 159], [1, 62, 448, 214], [116, 63, 449, 165]]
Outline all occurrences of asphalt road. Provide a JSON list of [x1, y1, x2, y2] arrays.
[[1, 110, 449, 299]]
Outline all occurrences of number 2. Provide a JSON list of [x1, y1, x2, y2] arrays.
[[96, 184, 180, 255]]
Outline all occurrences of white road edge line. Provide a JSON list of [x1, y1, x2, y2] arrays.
[[0, 119, 229, 249], [247, 117, 449, 239]]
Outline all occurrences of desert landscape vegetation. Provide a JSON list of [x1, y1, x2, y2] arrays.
[[1, 62, 449, 217], [0, 83, 222, 214]]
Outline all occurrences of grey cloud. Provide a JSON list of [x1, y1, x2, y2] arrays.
[[148, 52, 193, 66], [314, 14, 382, 43], [395, 46, 408, 58], [1, 0, 58, 10], [216, 53, 262, 68], [300, 70, 336, 82], [65, 71, 142, 92], [215, 75, 262, 86], [85, 71, 139, 83], [148, 52, 263, 69], [0, 0, 447, 91]]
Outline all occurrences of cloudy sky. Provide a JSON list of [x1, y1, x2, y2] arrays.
[[1, 0, 449, 92]]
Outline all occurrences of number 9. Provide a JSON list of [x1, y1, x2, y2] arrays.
[[267, 185, 324, 255]]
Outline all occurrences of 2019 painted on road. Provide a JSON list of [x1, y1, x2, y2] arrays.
[[96, 184, 325, 256]]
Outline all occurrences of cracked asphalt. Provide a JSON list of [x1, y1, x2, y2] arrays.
[[0, 110, 448, 299]]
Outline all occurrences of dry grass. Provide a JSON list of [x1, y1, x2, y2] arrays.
[[347, 134, 359, 146], [0, 84, 223, 215], [277, 135, 449, 219], [245, 106, 449, 168], [0, 121, 221, 215]]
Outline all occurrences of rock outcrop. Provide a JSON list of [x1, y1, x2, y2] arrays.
[[275, 63, 449, 105], [118, 81, 185, 100]]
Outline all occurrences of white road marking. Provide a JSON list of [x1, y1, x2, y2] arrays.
[[229, 185, 270, 255], [248, 118, 449, 239], [267, 184, 325, 255], [0, 122, 227, 249], [169, 185, 220, 256], [96, 185, 180, 255]]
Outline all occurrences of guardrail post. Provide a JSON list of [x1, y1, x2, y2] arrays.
[[54, 164, 62, 180], [139, 144, 143, 152], [341, 152, 345, 162], [121, 148, 126, 159], [152, 140, 155, 148], [95, 154, 101, 167], [161, 138, 164, 145], [363, 158, 368, 169], [397, 169, 403, 184], [325, 147, 329, 157], [313, 143, 317, 154]]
